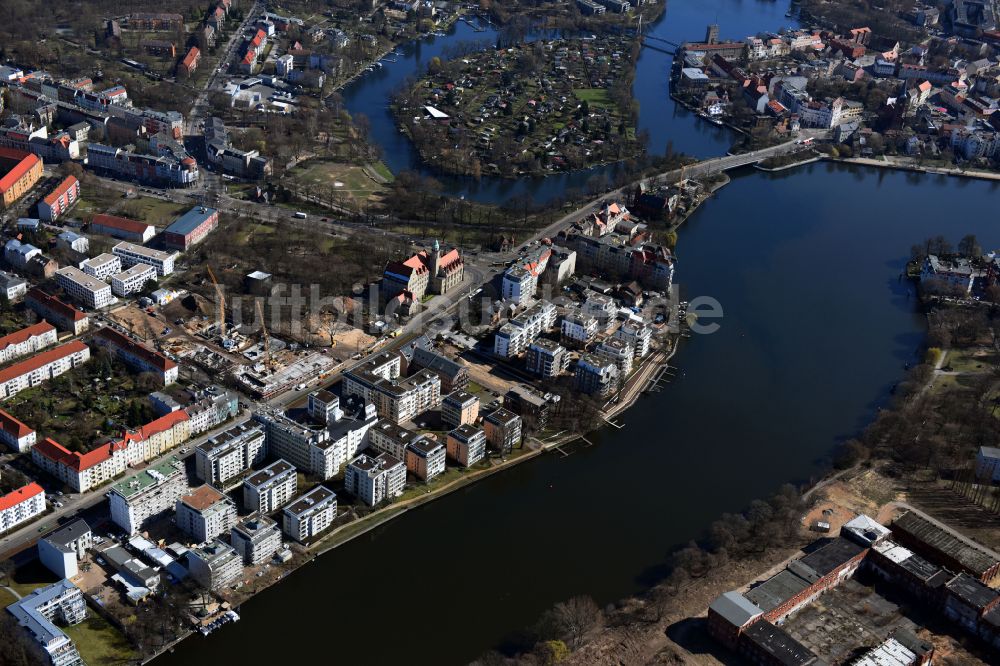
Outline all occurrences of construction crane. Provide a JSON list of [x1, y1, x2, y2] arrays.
[[206, 266, 225, 337], [255, 299, 276, 370]]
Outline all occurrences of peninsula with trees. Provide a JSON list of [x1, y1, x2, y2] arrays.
[[392, 36, 646, 178]]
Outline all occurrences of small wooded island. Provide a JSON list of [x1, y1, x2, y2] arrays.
[[392, 37, 645, 179]]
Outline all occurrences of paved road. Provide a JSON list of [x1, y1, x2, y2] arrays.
[[185, 0, 263, 137], [8, 132, 823, 555], [0, 414, 251, 560]]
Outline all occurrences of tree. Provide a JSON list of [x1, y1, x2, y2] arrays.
[[538, 596, 602, 648], [958, 234, 982, 258], [537, 640, 570, 664]]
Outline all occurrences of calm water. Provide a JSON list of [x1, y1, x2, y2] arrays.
[[159, 163, 1000, 665], [342, 0, 798, 203], [158, 3, 1000, 664]]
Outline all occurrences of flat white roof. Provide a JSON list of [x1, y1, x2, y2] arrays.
[[424, 105, 449, 119]]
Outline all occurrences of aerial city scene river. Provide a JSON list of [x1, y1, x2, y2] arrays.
[[1, 0, 1000, 665]]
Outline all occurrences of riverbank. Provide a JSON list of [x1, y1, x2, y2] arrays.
[[148, 339, 680, 664], [831, 156, 1000, 181]]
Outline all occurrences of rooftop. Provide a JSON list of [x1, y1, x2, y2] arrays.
[[244, 459, 295, 488], [6, 579, 81, 647], [0, 340, 89, 386], [284, 485, 335, 516], [742, 620, 819, 666], [91, 214, 151, 235], [0, 482, 44, 511], [179, 484, 226, 512], [0, 321, 55, 353], [164, 206, 217, 237], [709, 591, 764, 627], [892, 510, 1000, 577], [746, 569, 812, 613], [109, 457, 182, 499], [945, 572, 999, 609], [42, 519, 91, 549]]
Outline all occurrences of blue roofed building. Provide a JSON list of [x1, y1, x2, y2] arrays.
[[6, 579, 86, 666], [162, 206, 219, 251]]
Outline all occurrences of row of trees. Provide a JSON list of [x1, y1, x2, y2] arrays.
[[476, 485, 806, 664]]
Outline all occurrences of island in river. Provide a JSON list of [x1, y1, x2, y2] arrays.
[[392, 36, 645, 179]]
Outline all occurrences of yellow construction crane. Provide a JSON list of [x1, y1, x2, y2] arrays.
[[255, 299, 276, 369], [206, 266, 225, 337]]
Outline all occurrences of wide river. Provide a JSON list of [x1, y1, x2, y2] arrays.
[[159, 2, 1000, 664]]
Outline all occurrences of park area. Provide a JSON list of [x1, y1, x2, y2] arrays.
[[3, 351, 161, 454], [284, 160, 390, 210], [393, 36, 643, 178]]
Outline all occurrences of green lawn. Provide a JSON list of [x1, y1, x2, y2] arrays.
[[372, 161, 395, 182], [0, 587, 18, 608], [118, 197, 189, 227], [286, 160, 384, 208], [572, 88, 613, 108], [64, 615, 137, 665]]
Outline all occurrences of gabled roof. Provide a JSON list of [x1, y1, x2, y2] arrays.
[[0, 321, 55, 353], [0, 407, 33, 439], [91, 214, 152, 235], [0, 340, 88, 386], [0, 482, 43, 511], [0, 149, 40, 194], [94, 328, 176, 372], [41, 175, 78, 207], [26, 288, 87, 322]]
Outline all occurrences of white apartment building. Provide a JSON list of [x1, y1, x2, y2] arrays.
[[0, 340, 90, 400], [344, 452, 406, 507], [254, 410, 337, 478], [0, 407, 36, 452], [561, 311, 599, 347], [282, 485, 337, 542], [79, 253, 122, 281], [493, 300, 557, 358], [38, 519, 92, 579], [596, 337, 634, 376], [0, 270, 28, 301], [582, 293, 617, 333], [0, 482, 46, 532], [110, 263, 157, 297], [342, 353, 442, 423], [184, 388, 239, 435], [368, 419, 424, 461], [108, 458, 186, 534], [0, 321, 58, 365], [7, 579, 87, 666], [186, 540, 242, 590], [501, 246, 552, 306], [32, 410, 189, 494], [94, 328, 178, 385], [112, 242, 177, 276], [242, 459, 297, 514], [526, 338, 568, 378], [194, 421, 266, 487], [55, 267, 116, 309], [614, 319, 652, 358], [501, 265, 537, 306], [194, 422, 267, 488], [446, 424, 486, 467], [231, 515, 282, 565], [175, 485, 237, 543]]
